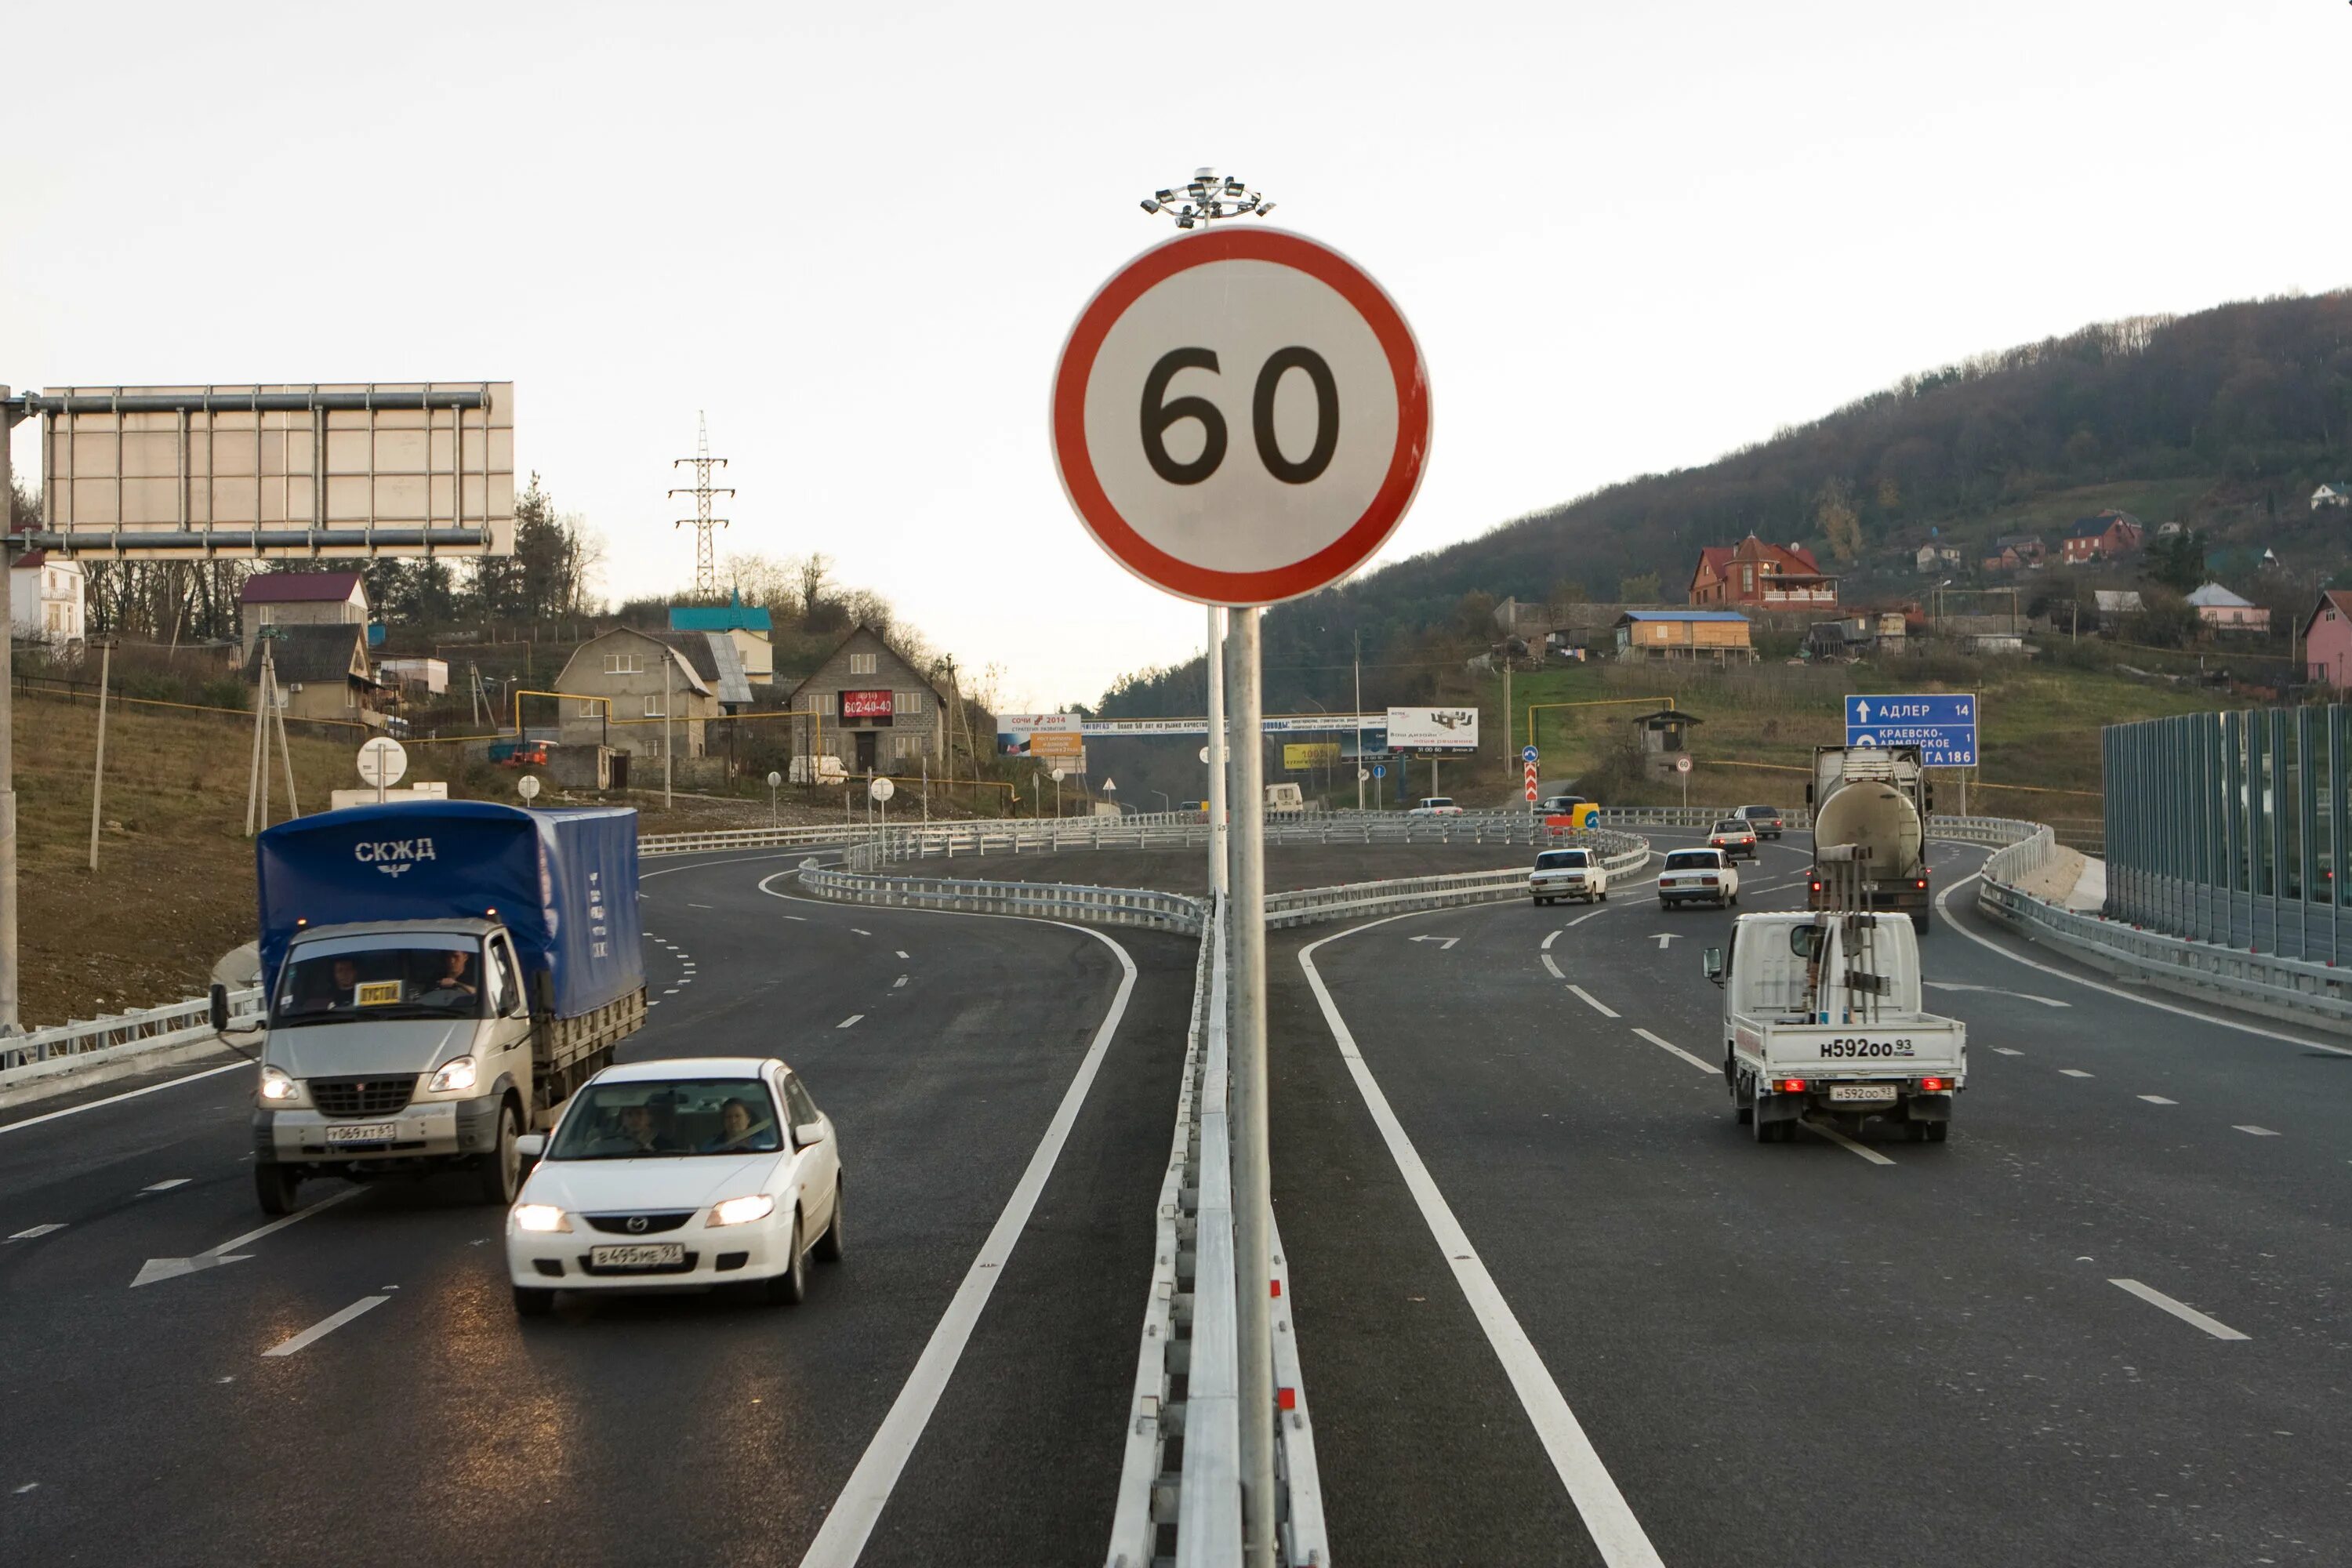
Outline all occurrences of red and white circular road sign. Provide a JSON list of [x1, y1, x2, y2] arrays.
[[1052, 227, 1432, 606]]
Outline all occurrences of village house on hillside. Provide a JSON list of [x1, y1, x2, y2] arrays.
[[1688, 535, 1838, 610], [1915, 543, 1961, 573], [2060, 510, 2145, 565], [240, 570, 370, 655], [245, 623, 382, 727], [786, 625, 970, 779], [550, 627, 738, 760], [669, 591, 775, 686], [1982, 534, 2045, 572], [1613, 609, 1757, 664], [2187, 583, 2269, 633], [9, 542, 85, 643], [2304, 590, 2352, 687], [2310, 483, 2352, 512]]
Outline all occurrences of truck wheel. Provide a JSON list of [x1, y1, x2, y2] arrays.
[[475, 1102, 521, 1206], [254, 1163, 299, 1216], [1751, 1102, 1773, 1142], [814, 1179, 845, 1262], [1925, 1121, 1950, 1143], [766, 1212, 808, 1305], [512, 1285, 554, 1319], [1906, 1120, 1929, 1142], [1599, 888, 1608, 901]]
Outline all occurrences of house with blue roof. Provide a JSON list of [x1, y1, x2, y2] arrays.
[[1613, 608, 1757, 664], [666, 590, 774, 685]]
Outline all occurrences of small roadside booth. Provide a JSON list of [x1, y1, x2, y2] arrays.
[[1626, 708, 1703, 782]]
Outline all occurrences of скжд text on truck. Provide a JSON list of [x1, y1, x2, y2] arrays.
[[220, 800, 647, 1215], [1704, 848, 1967, 1144], [1807, 743, 1934, 931]]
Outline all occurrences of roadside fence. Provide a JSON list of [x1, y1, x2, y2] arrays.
[[0, 987, 264, 1091]]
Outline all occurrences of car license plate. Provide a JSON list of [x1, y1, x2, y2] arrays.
[[1828, 1084, 1898, 1103], [590, 1243, 686, 1269], [324, 1122, 397, 1145]]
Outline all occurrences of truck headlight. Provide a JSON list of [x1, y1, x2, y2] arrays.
[[512, 1203, 571, 1232], [259, 1065, 299, 1102], [709, 1193, 776, 1228], [427, 1056, 479, 1094]]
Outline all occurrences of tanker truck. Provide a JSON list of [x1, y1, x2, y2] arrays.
[[1806, 744, 1933, 931]]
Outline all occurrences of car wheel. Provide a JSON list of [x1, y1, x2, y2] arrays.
[[1925, 1121, 1950, 1143], [512, 1284, 554, 1319], [253, 1163, 299, 1217], [1728, 893, 1738, 906], [815, 1179, 845, 1262], [475, 1100, 521, 1206], [1599, 888, 1609, 901], [767, 1212, 809, 1305]]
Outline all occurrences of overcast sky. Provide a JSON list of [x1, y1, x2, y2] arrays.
[[5, 2, 2345, 711]]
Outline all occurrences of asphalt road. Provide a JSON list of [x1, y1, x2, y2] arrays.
[[1271, 829, 2352, 1566], [0, 845, 1190, 1568], [928, 840, 1536, 898]]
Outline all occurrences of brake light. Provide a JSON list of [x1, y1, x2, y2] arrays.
[[1778, 1078, 1807, 1094], [1809, 880, 1823, 893], [1920, 1076, 1948, 1092], [1915, 879, 1927, 890]]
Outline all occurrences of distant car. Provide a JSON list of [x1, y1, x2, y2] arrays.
[[1708, 818, 1760, 860], [1538, 794, 1588, 814], [1529, 847, 1607, 905], [1737, 804, 1786, 839], [1409, 797, 1463, 815], [506, 1056, 844, 1316], [1658, 847, 1740, 909]]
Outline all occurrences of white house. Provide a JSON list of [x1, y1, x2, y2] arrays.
[[10, 548, 86, 643], [1915, 543, 1961, 572], [2312, 484, 2352, 512]]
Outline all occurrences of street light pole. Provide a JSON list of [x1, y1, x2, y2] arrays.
[[1354, 630, 1365, 812]]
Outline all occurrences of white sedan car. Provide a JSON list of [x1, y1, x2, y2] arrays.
[[506, 1056, 844, 1316], [1529, 847, 1608, 905], [1657, 847, 1740, 909], [1409, 797, 1464, 815]]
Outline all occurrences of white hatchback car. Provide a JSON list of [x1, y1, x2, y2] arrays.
[[506, 1056, 844, 1316], [1657, 847, 1740, 909]]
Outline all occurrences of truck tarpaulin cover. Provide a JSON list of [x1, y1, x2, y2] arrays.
[[255, 801, 644, 1017]]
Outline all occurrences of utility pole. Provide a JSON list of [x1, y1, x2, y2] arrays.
[[88, 637, 116, 871], [662, 656, 674, 811], [1353, 630, 1364, 813], [1501, 650, 1512, 783], [0, 386, 22, 1033], [669, 412, 734, 598]]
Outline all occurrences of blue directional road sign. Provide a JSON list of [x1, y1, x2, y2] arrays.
[[1372, 764, 1386, 779], [1521, 746, 1539, 764], [1846, 692, 1977, 767]]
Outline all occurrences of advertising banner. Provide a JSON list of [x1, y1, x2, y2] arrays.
[[1385, 706, 1480, 753], [840, 690, 894, 720], [996, 712, 1080, 755], [1283, 742, 1341, 771], [1027, 731, 1086, 759]]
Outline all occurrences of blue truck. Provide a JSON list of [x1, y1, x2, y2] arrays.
[[223, 800, 647, 1214]]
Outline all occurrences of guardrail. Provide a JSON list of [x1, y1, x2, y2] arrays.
[[0, 988, 264, 1084], [639, 823, 874, 857], [1263, 831, 1654, 930], [796, 861, 1207, 934]]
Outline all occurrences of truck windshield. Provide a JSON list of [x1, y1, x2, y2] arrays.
[[273, 942, 488, 1026], [550, 1080, 786, 1159]]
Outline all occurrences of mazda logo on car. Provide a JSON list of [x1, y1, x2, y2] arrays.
[[626, 1216, 648, 1234]]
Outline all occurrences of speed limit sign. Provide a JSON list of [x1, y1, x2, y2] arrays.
[[1052, 227, 1432, 605]]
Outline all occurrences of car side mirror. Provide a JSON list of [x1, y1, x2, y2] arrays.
[[794, 1120, 828, 1149], [1702, 946, 1724, 985], [209, 983, 230, 1033], [516, 1133, 546, 1171]]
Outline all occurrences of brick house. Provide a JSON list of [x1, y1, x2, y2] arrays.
[[245, 623, 383, 726], [549, 627, 732, 759], [1982, 534, 2045, 572], [1689, 535, 1838, 609], [1613, 609, 1757, 663], [2060, 511, 2145, 565], [2303, 590, 2352, 687], [240, 570, 370, 655], [786, 625, 968, 778]]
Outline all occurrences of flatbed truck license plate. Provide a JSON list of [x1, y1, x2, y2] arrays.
[[324, 1122, 397, 1145], [590, 1243, 686, 1269], [1828, 1084, 1898, 1103]]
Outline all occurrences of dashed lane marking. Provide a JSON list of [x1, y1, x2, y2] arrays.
[[1564, 909, 1609, 927], [142, 1178, 191, 1192], [1541, 954, 1566, 981], [837, 1015, 864, 1029], [1566, 985, 1619, 1019], [262, 1294, 390, 1357], [688, 902, 713, 909], [1541, 928, 1563, 951], [1991, 1047, 2024, 1057], [895, 950, 910, 959], [2109, 1278, 2249, 1340], [1799, 1121, 1897, 1167], [8, 1224, 65, 1240], [851, 928, 873, 937], [2060, 1069, 2095, 1078], [1630, 1027, 1714, 1073], [2139, 1095, 2178, 1105], [1925, 980, 2070, 1008], [2234, 1125, 2281, 1137], [893, 975, 909, 989]]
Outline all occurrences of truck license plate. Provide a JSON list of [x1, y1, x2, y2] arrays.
[[324, 1122, 398, 1145], [590, 1243, 686, 1269], [1828, 1085, 1898, 1103]]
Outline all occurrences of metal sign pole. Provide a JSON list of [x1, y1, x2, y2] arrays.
[[1228, 604, 1274, 1564], [1207, 604, 1228, 895], [0, 388, 19, 1033], [662, 659, 674, 811], [89, 640, 115, 869]]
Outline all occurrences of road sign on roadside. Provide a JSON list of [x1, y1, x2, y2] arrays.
[[357, 736, 407, 790], [517, 775, 541, 802], [1358, 768, 1370, 782], [1675, 755, 1693, 775], [1522, 746, 1539, 764], [1846, 692, 1977, 767], [1051, 227, 1432, 606], [1372, 764, 1386, 779], [869, 776, 895, 803]]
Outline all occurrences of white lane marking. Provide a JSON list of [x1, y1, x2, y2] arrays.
[[836, 1014, 864, 1029], [132, 1185, 361, 1287], [851, 928, 873, 936], [261, 1294, 390, 1357], [12, 1482, 35, 1494], [1541, 954, 1566, 981], [1630, 1027, 1715, 1074], [893, 975, 909, 989], [7, 1224, 65, 1240], [1408, 935, 1461, 949], [1924, 981, 2070, 1008], [782, 914, 808, 922], [141, 1178, 191, 1192], [1991, 1047, 2024, 1057], [664, 988, 681, 996], [796, 927, 1138, 1568], [2234, 1125, 2281, 1137], [1564, 908, 1610, 927], [2109, 1278, 2249, 1341], [895, 950, 910, 960], [1648, 933, 1679, 949], [2139, 1095, 2178, 1105], [1566, 985, 1620, 1019], [1935, 871, 2352, 1059], [1541, 928, 1563, 951], [2060, 1069, 2095, 1079], [1298, 926, 1664, 1567], [0, 1061, 248, 1138], [1799, 1120, 1897, 1167], [687, 902, 713, 909]]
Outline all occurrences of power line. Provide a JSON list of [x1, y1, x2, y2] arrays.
[[668, 411, 734, 597]]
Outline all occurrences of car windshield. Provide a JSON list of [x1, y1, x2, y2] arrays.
[[1712, 822, 1749, 833], [1534, 851, 1591, 869], [549, 1079, 785, 1160], [273, 941, 486, 1026], [1744, 805, 1780, 818], [1421, 798, 1454, 808], [1664, 850, 1722, 869]]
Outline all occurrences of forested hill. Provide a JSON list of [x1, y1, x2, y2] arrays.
[[1092, 288, 2352, 723]]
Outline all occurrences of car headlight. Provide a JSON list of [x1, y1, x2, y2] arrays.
[[512, 1203, 571, 1232], [709, 1193, 776, 1228], [259, 1065, 299, 1103], [427, 1055, 479, 1094]]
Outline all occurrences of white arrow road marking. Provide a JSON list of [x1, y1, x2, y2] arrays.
[[1800, 1121, 1897, 1167], [132, 1185, 359, 1287], [1566, 985, 1619, 1019], [262, 1294, 390, 1357], [1650, 934, 1679, 949], [2109, 1279, 2249, 1340], [837, 1014, 864, 1029], [8, 1224, 65, 1240], [1924, 981, 2070, 1008], [141, 1178, 191, 1192], [1408, 936, 1461, 949], [1629, 1028, 1714, 1073]]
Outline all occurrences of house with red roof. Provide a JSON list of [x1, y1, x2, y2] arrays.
[[2304, 590, 2352, 688], [240, 570, 369, 655], [1688, 535, 1838, 610], [2060, 510, 2145, 565]]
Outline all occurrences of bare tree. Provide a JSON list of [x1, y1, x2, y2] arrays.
[[798, 552, 833, 619]]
